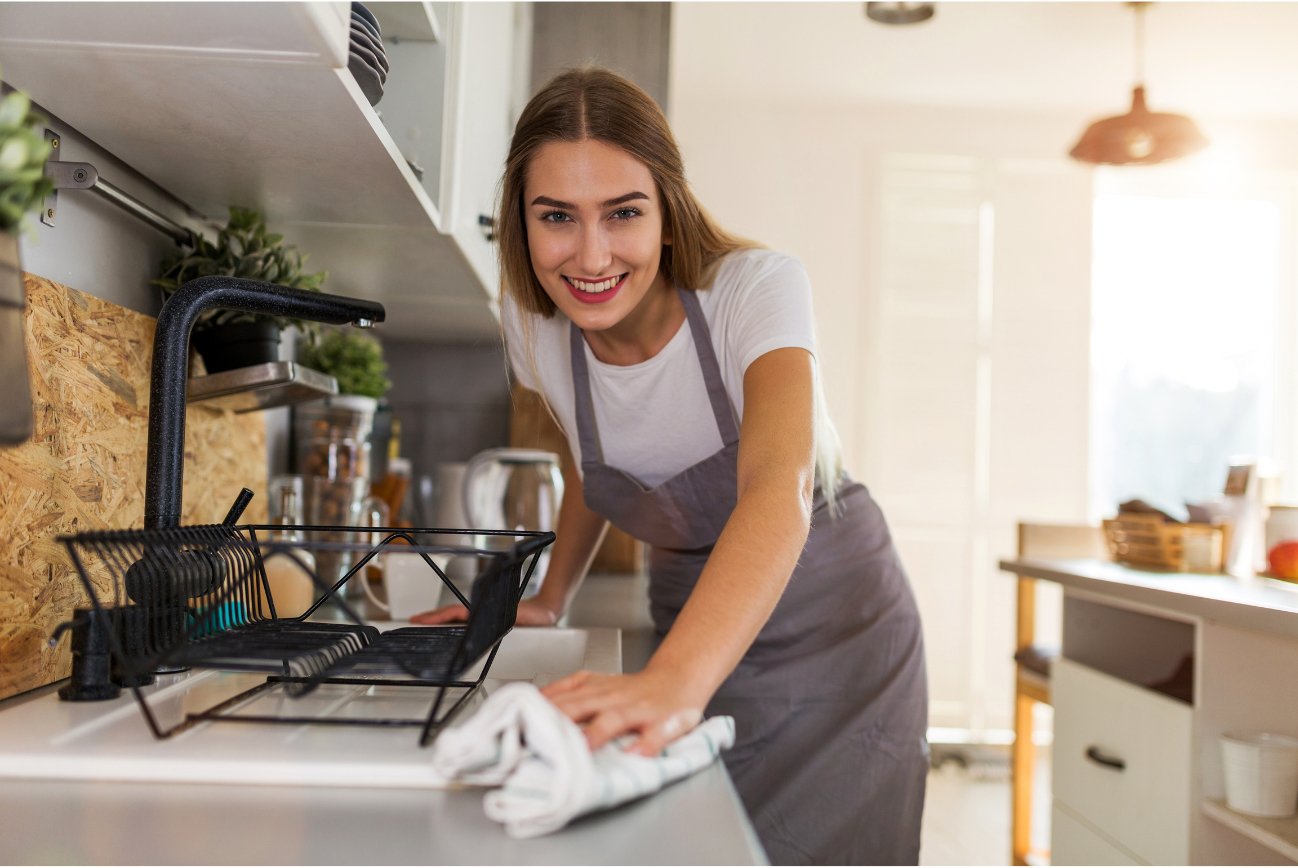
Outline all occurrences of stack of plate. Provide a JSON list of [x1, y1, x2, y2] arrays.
[[348, 2, 388, 107]]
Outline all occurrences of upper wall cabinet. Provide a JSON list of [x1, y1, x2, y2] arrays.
[[0, 1, 525, 340]]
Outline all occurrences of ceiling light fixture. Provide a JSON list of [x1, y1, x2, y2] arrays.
[[864, 2, 935, 26], [1069, 2, 1208, 166]]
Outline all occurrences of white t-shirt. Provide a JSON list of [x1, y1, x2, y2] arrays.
[[503, 247, 839, 488]]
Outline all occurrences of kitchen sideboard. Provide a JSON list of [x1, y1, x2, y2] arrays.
[[1001, 556, 1298, 865]]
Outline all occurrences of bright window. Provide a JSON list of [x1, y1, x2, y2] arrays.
[[1090, 181, 1288, 518]]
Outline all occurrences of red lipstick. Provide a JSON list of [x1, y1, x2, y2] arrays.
[[564, 274, 627, 305]]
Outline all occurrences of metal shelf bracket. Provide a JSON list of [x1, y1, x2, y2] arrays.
[[44, 154, 193, 245]]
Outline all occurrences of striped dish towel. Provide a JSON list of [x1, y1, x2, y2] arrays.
[[431, 681, 735, 838]]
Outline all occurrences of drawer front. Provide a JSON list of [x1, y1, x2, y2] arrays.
[[1053, 657, 1192, 865], [1052, 801, 1145, 865]]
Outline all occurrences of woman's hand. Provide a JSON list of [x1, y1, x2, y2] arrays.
[[409, 596, 562, 626], [541, 668, 708, 757]]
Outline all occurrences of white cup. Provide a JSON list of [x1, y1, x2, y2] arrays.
[[1221, 732, 1298, 817], [362, 551, 453, 621]]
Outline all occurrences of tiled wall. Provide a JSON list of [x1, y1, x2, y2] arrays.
[[381, 337, 512, 482]]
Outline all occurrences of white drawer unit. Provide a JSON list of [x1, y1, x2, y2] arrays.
[[1052, 801, 1145, 865], [1053, 657, 1193, 865]]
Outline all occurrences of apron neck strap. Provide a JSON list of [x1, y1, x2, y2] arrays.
[[569, 288, 740, 465]]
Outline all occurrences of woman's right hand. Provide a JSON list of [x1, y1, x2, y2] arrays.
[[409, 596, 562, 627]]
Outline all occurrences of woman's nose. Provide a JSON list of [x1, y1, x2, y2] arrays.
[[575, 224, 613, 275]]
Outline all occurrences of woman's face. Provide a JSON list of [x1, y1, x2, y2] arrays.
[[523, 138, 672, 338]]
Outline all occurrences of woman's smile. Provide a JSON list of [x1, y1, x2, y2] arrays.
[[564, 273, 628, 303]]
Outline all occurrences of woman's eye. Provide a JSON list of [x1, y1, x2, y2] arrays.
[[539, 211, 571, 224], [611, 208, 642, 221]]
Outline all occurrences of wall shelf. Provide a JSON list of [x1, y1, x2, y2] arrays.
[[1202, 798, 1298, 862], [188, 361, 337, 414]]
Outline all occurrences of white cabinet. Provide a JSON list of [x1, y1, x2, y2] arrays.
[[0, 1, 524, 340], [1052, 802, 1144, 866], [442, 1, 518, 299], [1053, 657, 1193, 865]]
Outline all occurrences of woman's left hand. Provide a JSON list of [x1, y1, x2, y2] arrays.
[[541, 668, 708, 757]]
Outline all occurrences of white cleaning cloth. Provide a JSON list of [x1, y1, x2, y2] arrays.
[[431, 681, 735, 838]]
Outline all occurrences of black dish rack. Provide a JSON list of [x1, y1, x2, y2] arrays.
[[57, 522, 555, 746]]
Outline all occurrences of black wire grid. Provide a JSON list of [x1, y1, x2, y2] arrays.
[[59, 523, 555, 746]]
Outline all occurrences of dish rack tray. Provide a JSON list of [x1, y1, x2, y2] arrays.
[[58, 521, 554, 746]]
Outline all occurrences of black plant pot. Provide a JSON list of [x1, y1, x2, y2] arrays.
[[191, 321, 281, 374]]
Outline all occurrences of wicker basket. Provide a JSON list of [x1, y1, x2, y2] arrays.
[[1102, 514, 1227, 572]]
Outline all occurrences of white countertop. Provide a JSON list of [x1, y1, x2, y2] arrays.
[[0, 619, 765, 865], [0, 755, 762, 865], [1001, 557, 1298, 639]]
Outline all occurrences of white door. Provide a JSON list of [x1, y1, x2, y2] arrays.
[[864, 154, 1092, 738]]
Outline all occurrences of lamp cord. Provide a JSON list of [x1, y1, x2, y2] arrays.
[[1133, 1, 1146, 86]]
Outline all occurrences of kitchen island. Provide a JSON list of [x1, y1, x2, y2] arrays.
[[0, 623, 765, 865], [1002, 556, 1298, 865]]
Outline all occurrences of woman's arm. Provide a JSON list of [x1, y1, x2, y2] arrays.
[[410, 441, 610, 625], [543, 346, 817, 754]]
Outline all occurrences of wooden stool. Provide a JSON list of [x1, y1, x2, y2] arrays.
[[1012, 522, 1106, 866]]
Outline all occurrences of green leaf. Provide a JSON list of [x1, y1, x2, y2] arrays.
[[0, 91, 31, 131], [0, 138, 28, 173]]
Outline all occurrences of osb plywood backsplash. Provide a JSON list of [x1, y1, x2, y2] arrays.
[[0, 274, 267, 700]]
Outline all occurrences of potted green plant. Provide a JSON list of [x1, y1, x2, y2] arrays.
[[153, 205, 326, 374], [299, 327, 391, 400], [0, 72, 55, 445]]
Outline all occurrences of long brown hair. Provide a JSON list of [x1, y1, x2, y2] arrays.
[[496, 67, 756, 317]]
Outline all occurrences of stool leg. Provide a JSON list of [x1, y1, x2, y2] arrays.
[[1012, 689, 1035, 866]]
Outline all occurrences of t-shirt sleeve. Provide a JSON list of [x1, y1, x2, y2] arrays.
[[721, 251, 818, 372]]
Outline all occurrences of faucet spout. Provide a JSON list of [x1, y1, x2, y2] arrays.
[[145, 277, 386, 530]]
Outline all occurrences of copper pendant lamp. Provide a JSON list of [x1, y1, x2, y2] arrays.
[[1069, 2, 1208, 166]]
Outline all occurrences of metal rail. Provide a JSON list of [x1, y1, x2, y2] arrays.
[[44, 159, 193, 245]]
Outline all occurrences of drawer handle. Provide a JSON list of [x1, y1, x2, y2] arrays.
[[1085, 745, 1126, 771]]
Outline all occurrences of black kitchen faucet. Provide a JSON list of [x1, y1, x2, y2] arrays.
[[144, 276, 384, 530]]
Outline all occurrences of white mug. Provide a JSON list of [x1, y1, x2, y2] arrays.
[[362, 550, 453, 621]]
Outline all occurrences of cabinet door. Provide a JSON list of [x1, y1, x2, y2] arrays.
[[444, 1, 519, 300], [1053, 657, 1192, 865], [1052, 801, 1145, 865]]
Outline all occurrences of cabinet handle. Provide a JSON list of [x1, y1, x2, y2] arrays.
[[478, 214, 496, 242], [1085, 745, 1126, 771]]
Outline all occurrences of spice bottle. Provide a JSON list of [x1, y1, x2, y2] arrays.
[[259, 475, 318, 619]]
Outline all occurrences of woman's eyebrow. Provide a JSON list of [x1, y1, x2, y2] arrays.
[[529, 192, 650, 209]]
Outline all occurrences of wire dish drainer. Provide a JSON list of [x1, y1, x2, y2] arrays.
[[59, 523, 555, 746]]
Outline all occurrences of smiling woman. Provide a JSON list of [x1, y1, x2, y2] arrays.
[[412, 67, 930, 866]]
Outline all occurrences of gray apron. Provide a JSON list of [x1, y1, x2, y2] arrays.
[[570, 290, 929, 865]]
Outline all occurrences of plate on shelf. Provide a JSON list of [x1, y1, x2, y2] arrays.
[[351, 2, 382, 39], [350, 24, 388, 75], [348, 51, 384, 106], [350, 40, 386, 84], [351, 10, 382, 46]]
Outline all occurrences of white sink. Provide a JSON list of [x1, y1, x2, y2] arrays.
[[470, 627, 597, 683], [363, 622, 619, 685]]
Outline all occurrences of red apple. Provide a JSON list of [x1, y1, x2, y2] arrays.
[[1268, 541, 1298, 579]]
